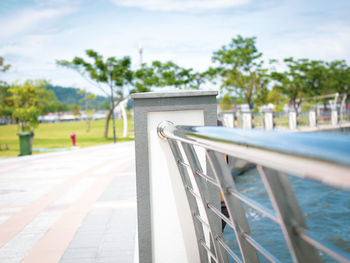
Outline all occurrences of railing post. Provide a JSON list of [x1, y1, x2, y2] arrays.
[[222, 111, 235, 128], [263, 109, 274, 130], [206, 151, 259, 263], [166, 138, 210, 263], [331, 109, 338, 126], [257, 166, 319, 262], [330, 93, 339, 126], [132, 91, 218, 263], [340, 94, 347, 123], [289, 110, 297, 130], [181, 143, 228, 263], [309, 110, 317, 128], [242, 110, 253, 129]]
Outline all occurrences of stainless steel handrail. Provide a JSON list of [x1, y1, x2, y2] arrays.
[[158, 122, 350, 190], [157, 121, 350, 263], [158, 123, 350, 166]]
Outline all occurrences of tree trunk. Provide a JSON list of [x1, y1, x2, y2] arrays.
[[104, 108, 113, 138], [296, 99, 302, 113], [246, 96, 252, 110], [103, 98, 123, 138], [291, 93, 297, 112], [323, 99, 328, 113], [293, 101, 297, 112]]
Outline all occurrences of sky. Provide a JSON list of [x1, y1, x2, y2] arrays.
[[1, 0, 350, 96]]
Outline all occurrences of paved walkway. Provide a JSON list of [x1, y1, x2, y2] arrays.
[[0, 142, 137, 263]]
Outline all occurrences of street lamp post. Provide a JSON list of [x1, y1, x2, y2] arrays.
[[107, 61, 117, 143], [195, 74, 201, 89]]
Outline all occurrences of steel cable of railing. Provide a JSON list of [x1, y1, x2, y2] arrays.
[[242, 233, 281, 263], [217, 236, 243, 263], [208, 201, 281, 263], [167, 138, 210, 263], [227, 189, 279, 223], [157, 121, 350, 263], [297, 229, 350, 263]]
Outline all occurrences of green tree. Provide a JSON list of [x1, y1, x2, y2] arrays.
[[252, 72, 270, 113], [132, 60, 204, 91], [220, 94, 232, 110], [270, 58, 309, 111], [32, 80, 61, 114], [271, 58, 350, 111], [212, 35, 267, 110], [0, 57, 12, 120], [57, 50, 133, 138], [326, 60, 350, 96], [301, 60, 328, 98], [151, 60, 200, 89], [78, 89, 96, 131], [1, 79, 60, 126], [57, 103, 69, 113], [77, 89, 96, 108], [8, 82, 45, 132], [0, 84, 13, 121], [191, 72, 208, 89], [301, 59, 350, 110], [70, 104, 81, 117], [303, 60, 350, 97], [267, 86, 288, 113], [0, 57, 11, 74], [132, 63, 159, 93]]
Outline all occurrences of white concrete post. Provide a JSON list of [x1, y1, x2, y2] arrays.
[[242, 111, 252, 129], [132, 91, 218, 263], [263, 110, 274, 130], [330, 93, 339, 126], [331, 110, 338, 126], [289, 110, 297, 130], [309, 110, 317, 128], [340, 94, 347, 123], [222, 111, 235, 128]]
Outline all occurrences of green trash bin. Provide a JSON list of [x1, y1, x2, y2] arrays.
[[18, 132, 34, 156]]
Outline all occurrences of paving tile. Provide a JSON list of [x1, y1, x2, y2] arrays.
[[0, 215, 12, 224], [61, 206, 137, 262], [60, 247, 98, 260], [0, 211, 63, 262], [60, 258, 95, 263], [0, 142, 137, 263], [98, 175, 136, 202], [53, 177, 97, 205]]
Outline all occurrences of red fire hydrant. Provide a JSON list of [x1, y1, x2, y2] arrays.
[[70, 132, 76, 147]]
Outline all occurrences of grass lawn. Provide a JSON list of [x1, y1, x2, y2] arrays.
[[0, 119, 134, 157]]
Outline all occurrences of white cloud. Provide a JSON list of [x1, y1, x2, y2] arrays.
[[262, 23, 350, 64], [109, 0, 250, 11], [0, 7, 74, 39], [34, 0, 80, 7], [2, 0, 349, 95]]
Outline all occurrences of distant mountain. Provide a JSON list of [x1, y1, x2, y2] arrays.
[[47, 86, 109, 109]]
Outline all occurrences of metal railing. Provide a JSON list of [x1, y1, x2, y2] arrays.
[[157, 122, 350, 263], [220, 109, 350, 131]]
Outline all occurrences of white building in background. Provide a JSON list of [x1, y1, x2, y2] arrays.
[[38, 114, 59, 123]]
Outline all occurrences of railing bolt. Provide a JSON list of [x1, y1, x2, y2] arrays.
[[157, 120, 174, 140]]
